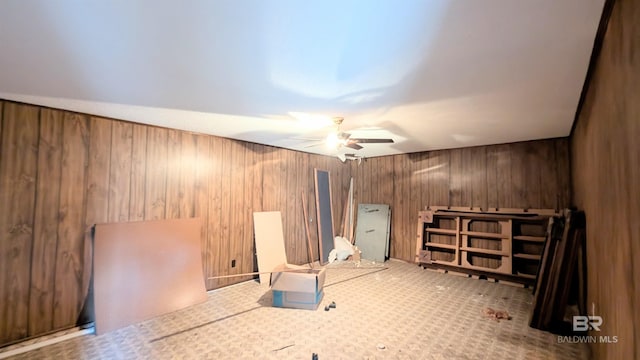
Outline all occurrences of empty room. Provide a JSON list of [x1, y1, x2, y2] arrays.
[[0, 1, 637, 359]]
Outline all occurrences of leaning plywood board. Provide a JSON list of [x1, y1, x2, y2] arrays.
[[314, 169, 335, 264], [355, 204, 391, 262], [253, 211, 288, 285], [93, 218, 207, 335]]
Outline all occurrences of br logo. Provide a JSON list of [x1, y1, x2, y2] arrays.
[[572, 316, 602, 331]]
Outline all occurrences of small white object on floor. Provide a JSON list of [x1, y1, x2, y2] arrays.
[[328, 236, 355, 263], [377, 343, 386, 350]]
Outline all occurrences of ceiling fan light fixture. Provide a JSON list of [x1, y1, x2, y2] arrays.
[[325, 132, 341, 149]]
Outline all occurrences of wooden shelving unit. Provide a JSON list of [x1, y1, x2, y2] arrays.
[[415, 206, 558, 284]]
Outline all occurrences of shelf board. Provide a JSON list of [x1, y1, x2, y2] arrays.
[[426, 228, 457, 235], [513, 253, 541, 261], [460, 247, 507, 257], [517, 272, 536, 279], [460, 231, 506, 239], [431, 259, 457, 266], [513, 235, 546, 243], [425, 242, 457, 250]]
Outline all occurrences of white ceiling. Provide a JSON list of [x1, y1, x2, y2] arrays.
[[0, 1, 604, 158]]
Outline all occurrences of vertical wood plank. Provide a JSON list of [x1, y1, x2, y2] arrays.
[[0, 103, 39, 343], [179, 132, 197, 218], [78, 116, 112, 327], [449, 148, 463, 207], [286, 151, 302, 263], [495, 144, 513, 209], [555, 139, 571, 208], [539, 140, 557, 209], [510, 143, 527, 208], [144, 127, 168, 220], [471, 146, 488, 210], [381, 156, 395, 209], [85, 117, 112, 227], [217, 138, 233, 287], [392, 155, 406, 259], [108, 121, 132, 222], [128, 125, 147, 221], [240, 143, 256, 279], [28, 108, 63, 337], [194, 134, 210, 280], [428, 150, 449, 206], [460, 147, 474, 208], [523, 142, 542, 209], [52, 113, 89, 329], [228, 140, 245, 278], [164, 129, 182, 219], [205, 137, 223, 289], [486, 146, 499, 208], [571, 1, 640, 357]]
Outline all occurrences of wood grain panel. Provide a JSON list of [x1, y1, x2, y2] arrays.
[[407, 155, 422, 257], [164, 129, 182, 219], [205, 136, 223, 289], [523, 142, 541, 209], [470, 146, 488, 210], [449, 149, 463, 207], [128, 124, 147, 221], [144, 127, 168, 220], [0, 99, 571, 345], [228, 140, 245, 280], [217, 138, 233, 287], [28, 108, 63, 336], [239, 143, 257, 280], [356, 139, 570, 263], [85, 117, 112, 226], [179, 132, 197, 218], [108, 121, 133, 222], [462, 147, 477, 208], [509, 143, 527, 208], [428, 150, 450, 207], [486, 146, 499, 209], [52, 113, 89, 329], [495, 144, 513, 209], [554, 139, 571, 208], [194, 134, 211, 277], [571, 0, 639, 357], [0, 103, 39, 344], [392, 155, 407, 259]]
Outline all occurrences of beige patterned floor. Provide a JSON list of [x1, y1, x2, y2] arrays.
[[3, 259, 589, 359]]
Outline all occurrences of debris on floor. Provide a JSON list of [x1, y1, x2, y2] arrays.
[[483, 307, 512, 322], [324, 301, 337, 311]]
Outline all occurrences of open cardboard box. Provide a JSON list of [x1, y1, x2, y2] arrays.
[[270, 265, 326, 310], [253, 211, 326, 310]]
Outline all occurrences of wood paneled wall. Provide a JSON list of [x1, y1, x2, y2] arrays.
[[0, 101, 351, 346], [351, 139, 571, 262], [0, 99, 572, 347], [571, 0, 640, 357]]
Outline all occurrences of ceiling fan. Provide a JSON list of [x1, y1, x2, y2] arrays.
[[313, 117, 395, 151], [337, 153, 364, 164]]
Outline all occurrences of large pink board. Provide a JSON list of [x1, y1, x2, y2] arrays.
[[93, 218, 207, 334]]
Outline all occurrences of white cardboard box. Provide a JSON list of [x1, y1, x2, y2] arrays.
[[270, 266, 326, 310], [253, 211, 327, 310]]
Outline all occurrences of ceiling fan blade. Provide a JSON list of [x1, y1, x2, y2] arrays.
[[350, 138, 394, 144], [303, 142, 325, 148], [345, 142, 363, 150], [337, 131, 351, 140]]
